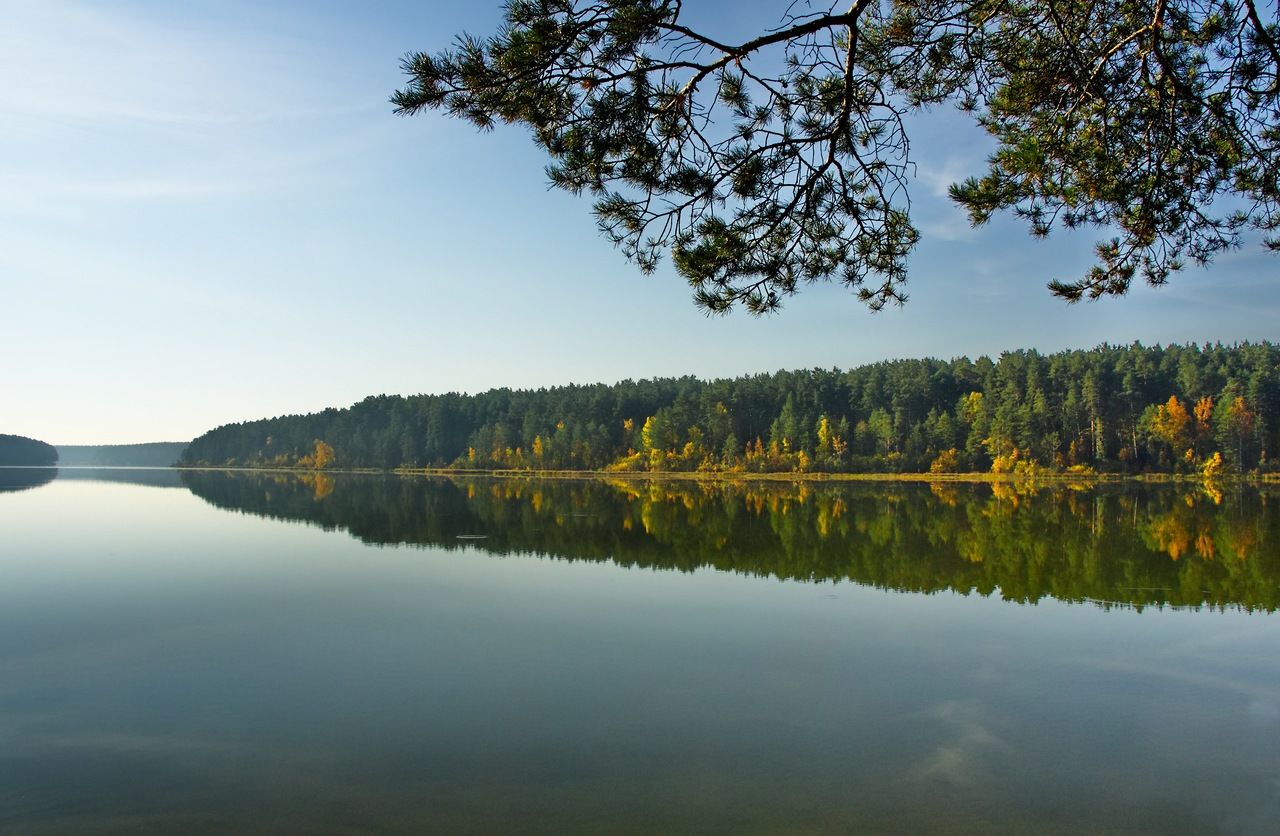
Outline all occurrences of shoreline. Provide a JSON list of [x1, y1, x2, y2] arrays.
[[167, 465, 1279, 485]]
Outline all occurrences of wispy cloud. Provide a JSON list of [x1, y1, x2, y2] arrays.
[[0, 0, 372, 127], [0, 0, 387, 215], [914, 157, 975, 200], [906, 700, 1012, 787], [918, 211, 980, 242], [911, 153, 987, 241]]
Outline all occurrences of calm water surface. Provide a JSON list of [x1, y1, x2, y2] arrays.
[[1, 468, 1277, 833]]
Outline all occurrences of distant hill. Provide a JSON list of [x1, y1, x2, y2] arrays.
[[56, 442, 188, 467], [0, 434, 58, 466]]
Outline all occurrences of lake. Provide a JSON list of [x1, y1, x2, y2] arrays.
[[1, 468, 1277, 833]]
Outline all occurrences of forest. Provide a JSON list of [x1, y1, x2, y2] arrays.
[[179, 342, 1280, 476], [0, 434, 58, 467], [56, 442, 187, 468]]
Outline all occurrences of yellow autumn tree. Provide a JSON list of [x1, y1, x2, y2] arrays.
[[930, 448, 960, 474], [640, 416, 658, 453], [814, 414, 847, 469], [1192, 396, 1215, 458], [1149, 396, 1192, 461], [990, 448, 1019, 474], [295, 439, 335, 470], [816, 415, 834, 453], [313, 440, 335, 469], [959, 391, 984, 421]]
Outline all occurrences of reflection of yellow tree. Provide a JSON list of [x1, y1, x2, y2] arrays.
[[1195, 530, 1216, 561], [1143, 494, 1221, 561], [1147, 511, 1194, 560], [297, 472, 335, 500], [990, 481, 1041, 506], [1200, 480, 1224, 505], [929, 483, 959, 506], [815, 496, 846, 538]]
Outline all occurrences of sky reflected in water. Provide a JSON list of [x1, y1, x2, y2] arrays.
[[0, 470, 1277, 833]]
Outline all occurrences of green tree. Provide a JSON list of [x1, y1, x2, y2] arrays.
[[867, 407, 895, 457], [1217, 394, 1258, 468], [769, 395, 804, 453], [394, 0, 1279, 313]]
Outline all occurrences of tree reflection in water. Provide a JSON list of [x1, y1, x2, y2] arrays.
[[181, 472, 1280, 612]]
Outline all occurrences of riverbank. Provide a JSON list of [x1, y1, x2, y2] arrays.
[[171, 464, 1278, 485]]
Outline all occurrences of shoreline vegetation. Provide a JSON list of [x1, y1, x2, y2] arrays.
[[172, 463, 1280, 486], [179, 342, 1279, 481]]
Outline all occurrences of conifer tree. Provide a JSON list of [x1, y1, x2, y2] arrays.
[[394, 1, 1279, 312]]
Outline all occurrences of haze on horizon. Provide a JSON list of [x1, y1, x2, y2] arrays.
[[3, 0, 1276, 446]]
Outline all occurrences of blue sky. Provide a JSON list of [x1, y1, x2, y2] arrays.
[[2, 0, 1275, 444]]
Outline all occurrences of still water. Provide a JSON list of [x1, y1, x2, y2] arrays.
[[1, 468, 1277, 833]]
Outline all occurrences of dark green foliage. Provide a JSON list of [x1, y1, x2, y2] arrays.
[[179, 341, 1280, 473], [939, 0, 1280, 299], [182, 472, 1280, 611], [394, 1, 1279, 312], [0, 434, 58, 466]]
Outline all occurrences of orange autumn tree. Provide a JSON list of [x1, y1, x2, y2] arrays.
[[1149, 396, 1193, 463], [295, 439, 334, 470], [1192, 396, 1215, 459]]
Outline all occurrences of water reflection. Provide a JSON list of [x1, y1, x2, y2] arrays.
[[181, 472, 1280, 611], [54, 468, 187, 489], [0, 467, 57, 493], [3, 469, 1277, 833]]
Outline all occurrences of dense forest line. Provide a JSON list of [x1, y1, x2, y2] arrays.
[[56, 442, 188, 468], [0, 434, 58, 466], [180, 342, 1280, 475], [181, 472, 1279, 611]]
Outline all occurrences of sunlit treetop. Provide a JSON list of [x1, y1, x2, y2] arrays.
[[393, 1, 1279, 314]]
